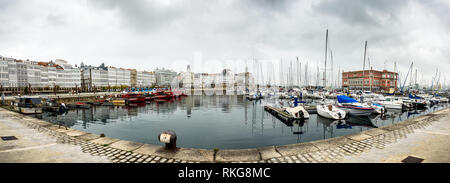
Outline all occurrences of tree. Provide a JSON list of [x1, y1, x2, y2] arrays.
[[23, 86, 29, 95]]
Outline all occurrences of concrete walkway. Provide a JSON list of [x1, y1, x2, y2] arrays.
[[0, 111, 110, 163], [340, 112, 450, 163], [0, 107, 449, 163]]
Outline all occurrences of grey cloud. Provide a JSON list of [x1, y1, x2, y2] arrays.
[[46, 14, 66, 26], [421, 0, 450, 28], [313, 0, 403, 27], [0, 0, 448, 84], [89, 0, 184, 32]]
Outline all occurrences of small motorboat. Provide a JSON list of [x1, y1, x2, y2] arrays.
[[317, 104, 346, 120], [246, 91, 262, 101], [283, 106, 310, 119], [152, 91, 174, 100], [121, 93, 146, 103], [42, 98, 60, 112], [112, 99, 126, 106], [12, 97, 43, 114], [75, 102, 91, 109]]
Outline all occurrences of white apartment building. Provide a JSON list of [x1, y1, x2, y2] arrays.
[[178, 71, 194, 89], [25, 61, 43, 87], [137, 71, 156, 87], [15, 61, 28, 88], [6, 58, 18, 87], [117, 68, 131, 86], [0, 56, 9, 87], [155, 68, 177, 87], [82, 68, 109, 88], [47, 65, 57, 87], [107, 67, 131, 87], [107, 67, 118, 86], [40, 66, 49, 87], [54, 59, 81, 88]]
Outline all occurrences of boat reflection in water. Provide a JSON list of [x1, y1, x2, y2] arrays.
[[37, 95, 449, 149], [345, 116, 377, 128]]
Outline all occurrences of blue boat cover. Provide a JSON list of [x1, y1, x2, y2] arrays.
[[337, 95, 358, 103], [337, 124, 352, 129], [373, 103, 383, 107], [409, 94, 422, 99]]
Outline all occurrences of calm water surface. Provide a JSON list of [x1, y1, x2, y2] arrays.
[[37, 95, 449, 149]]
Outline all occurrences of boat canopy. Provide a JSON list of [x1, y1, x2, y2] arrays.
[[337, 95, 358, 103], [408, 94, 422, 99], [372, 103, 383, 107]]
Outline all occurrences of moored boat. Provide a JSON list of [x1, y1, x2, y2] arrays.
[[336, 95, 375, 116], [12, 97, 43, 114], [112, 99, 126, 106], [152, 91, 174, 100], [283, 106, 310, 119], [317, 104, 346, 120], [375, 96, 405, 110], [121, 93, 146, 103], [368, 102, 386, 114]]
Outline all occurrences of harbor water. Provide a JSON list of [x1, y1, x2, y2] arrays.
[[36, 95, 449, 149]]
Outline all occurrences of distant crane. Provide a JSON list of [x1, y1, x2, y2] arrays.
[[400, 62, 414, 93]]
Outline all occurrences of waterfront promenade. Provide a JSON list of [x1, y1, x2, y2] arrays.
[[1, 92, 121, 101], [0, 106, 449, 163]]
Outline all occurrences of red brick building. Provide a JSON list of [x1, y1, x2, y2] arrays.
[[342, 69, 398, 93]]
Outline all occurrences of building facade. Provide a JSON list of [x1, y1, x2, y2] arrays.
[[25, 61, 43, 87], [342, 69, 398, 93], [154, 68, 177, 87], [54, 59, 81, 88], [0, 56, 10, 87], [137, 71, 155, 87]]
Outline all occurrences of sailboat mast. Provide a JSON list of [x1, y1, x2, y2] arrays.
[[316, 64, 319, 87], [324, 29, 328, 88], [368, 57, 372, 92], [299, 61, 302, 87], [330, 50, 333, 89], [362, 40, 367, 91], [290, 60, 293, 88], [296, 57, 300, 87], [338, 66, 341, 89]]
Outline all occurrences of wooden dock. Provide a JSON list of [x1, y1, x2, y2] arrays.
[[264, 106, 305, 123]]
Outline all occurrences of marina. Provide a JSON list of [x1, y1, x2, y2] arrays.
[[29, 94, 449, 149]]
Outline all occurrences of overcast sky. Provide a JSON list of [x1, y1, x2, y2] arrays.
[[0, 0, 449, 86]]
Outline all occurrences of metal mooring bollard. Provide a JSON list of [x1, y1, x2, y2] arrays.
[[158, 130, 177, 150]]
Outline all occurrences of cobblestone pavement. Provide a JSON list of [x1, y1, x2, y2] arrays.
[[0, 107, 449, 163]]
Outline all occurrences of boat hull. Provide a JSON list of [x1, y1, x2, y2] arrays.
[[337, 105, 374, 116], [20, 107, 42, 114], [412, 102, 427, 109], [112, 100, 126, 106], [382, 103, 403, 110], [317, 105, 346, 120]]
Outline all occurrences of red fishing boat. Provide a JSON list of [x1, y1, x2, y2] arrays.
[[121, 93, 146, 103], [152, 91, 174, 99], [143, 93, 154, 101]]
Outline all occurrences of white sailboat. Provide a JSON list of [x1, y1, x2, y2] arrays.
[[317, 104, 346, 120]]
